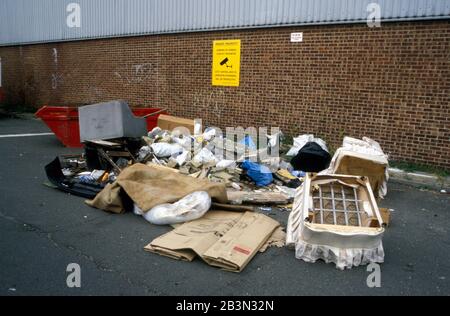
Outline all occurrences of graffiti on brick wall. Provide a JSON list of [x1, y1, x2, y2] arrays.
[[114, 63, 156, 86], [51, 73, 64, 90], [193, 89, 225, 120], [52, 48, 58, 64], [192, 89, 250, 121], [51, 48, 64, 90]]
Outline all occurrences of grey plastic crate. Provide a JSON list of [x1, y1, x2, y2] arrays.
[[79, 100, 147, 142]]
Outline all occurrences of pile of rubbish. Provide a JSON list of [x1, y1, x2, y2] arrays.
[[43, 100, 391, 271]]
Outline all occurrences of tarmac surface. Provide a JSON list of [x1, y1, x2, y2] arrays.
[[0, 117, 449, 296]]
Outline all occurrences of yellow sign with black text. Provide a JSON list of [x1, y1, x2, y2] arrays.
[[212, 40, 241, 87]]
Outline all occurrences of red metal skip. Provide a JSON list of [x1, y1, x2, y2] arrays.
[[35, 106, 167, 148]]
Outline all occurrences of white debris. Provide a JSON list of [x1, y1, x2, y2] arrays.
[[215, 159, 236, 171], [150, 143, 184, 158], [136, 191, 211, 225], [138, 146, 152, 160], [231, 182, 241, 190], [175, 151, 191, 166], [148, 126, 163, 139], [266, 131, 283, 148], [172, 136, 192, 150], [202, 128, 216, 141], [192, 148, 218, 167]]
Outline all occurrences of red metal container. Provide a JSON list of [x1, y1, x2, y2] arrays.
[[35, 106, 167, 148], [0, 87, 5, 103]]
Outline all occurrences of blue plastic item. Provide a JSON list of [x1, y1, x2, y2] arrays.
[[241, 160, 273, 187], [239, 135, 257, 150], [291, 170, 306, 177]]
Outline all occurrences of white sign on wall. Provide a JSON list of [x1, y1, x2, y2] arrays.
[[290, 32, 303, 42]]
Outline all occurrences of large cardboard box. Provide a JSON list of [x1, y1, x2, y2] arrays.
[[157, 114, 195, 134], [145, 211, 280, 272]]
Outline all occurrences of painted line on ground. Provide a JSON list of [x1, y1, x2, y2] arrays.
[[0, 132, 55, 138]]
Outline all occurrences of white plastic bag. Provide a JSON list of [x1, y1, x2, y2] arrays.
[[202, 128, 216, 141], [192, 148, 218, 166], [150, 143, 183, 158], [266, 131, 283, 148], [138, 146, 152, 160], [286, 134, 328, 156], [286, 134, 314, 156], [172, 136, 192, 150], [175, 150, 191, 166], [215, 159, 236, 170], [148, 127, 163, 139], [135, 191, 211, 225]]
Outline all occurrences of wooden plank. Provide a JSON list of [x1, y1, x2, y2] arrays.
[[85, 139, 122, 148], [227, 190, 290, 205], [106, 151, 132, 157], [97, 148, 122, 174], [306, 222, 383, 234]]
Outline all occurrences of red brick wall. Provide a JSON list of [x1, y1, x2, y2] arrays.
[[1, 21, 449, 169]]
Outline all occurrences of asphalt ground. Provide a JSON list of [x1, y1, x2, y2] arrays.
[[0, 117, 449, 296]]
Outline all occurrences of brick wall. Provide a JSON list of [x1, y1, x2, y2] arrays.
[[0, 21, 449, 169]]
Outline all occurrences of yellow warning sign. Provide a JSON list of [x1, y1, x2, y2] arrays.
[[212, 39, 241, 87]]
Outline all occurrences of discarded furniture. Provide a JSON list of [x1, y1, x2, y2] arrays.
[[286, 173, 386, 270], [324, 137, 389, 198]]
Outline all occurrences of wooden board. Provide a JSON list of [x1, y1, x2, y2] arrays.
[[227, 190, 290, 205]]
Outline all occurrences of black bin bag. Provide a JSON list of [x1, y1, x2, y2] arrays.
[[290, 141, 331, 172]]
